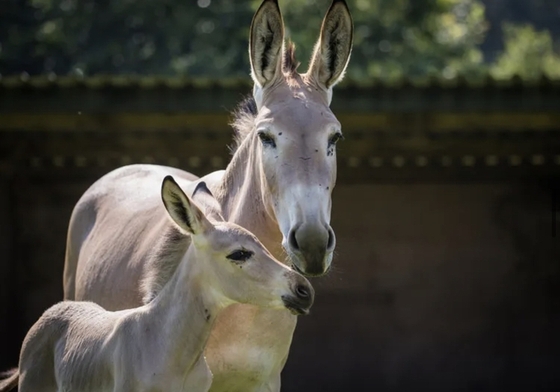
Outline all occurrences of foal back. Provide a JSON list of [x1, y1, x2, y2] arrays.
[[9, 301, 117, 392]]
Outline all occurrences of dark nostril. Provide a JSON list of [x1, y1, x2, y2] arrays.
[[295, 284, 310, 299], [326, 227, 335, 250], [289, 229, 299, 251]]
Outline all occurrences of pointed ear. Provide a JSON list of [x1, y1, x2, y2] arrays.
[[307, 0, 353, 90], [249, 0, 285, 88], [161, 176, 213, 236], [191, 181, 224, 222]]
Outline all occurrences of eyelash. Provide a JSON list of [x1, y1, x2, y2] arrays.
[[257, 131, 276, 148], [328, 132, 343, 146], [226, 249, 254, 263]]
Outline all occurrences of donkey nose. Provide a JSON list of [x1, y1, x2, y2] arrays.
[[287, 223, 334, 277], [288, 228, 300, 251], [326, 226, 336, 251]]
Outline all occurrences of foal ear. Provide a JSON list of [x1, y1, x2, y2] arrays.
[[307, 0, 353, 90], [161, 176, 212, 236], [191, 181, 224, 222], [249, 0, 285, 88]]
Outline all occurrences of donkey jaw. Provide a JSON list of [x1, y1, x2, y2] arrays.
[[288, 250, 334, 278]]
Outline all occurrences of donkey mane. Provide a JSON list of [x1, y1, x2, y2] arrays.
[[283, 41, 300, 76], [230, 42, 301, 153], [230, 94, 258, 153]]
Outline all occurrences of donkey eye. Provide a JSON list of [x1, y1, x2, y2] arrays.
[[257, 131, 276, 148], [328, 132, 343, 146], [227, 249, 254, 263]]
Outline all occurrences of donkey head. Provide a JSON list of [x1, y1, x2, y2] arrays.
[[248, 0, 353, 276]]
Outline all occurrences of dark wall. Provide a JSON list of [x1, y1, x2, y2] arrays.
[[284, 183, 560, 391], [0, 176, 88, 365], [1, 178, 559, 391], [0, 178, 15, 362], [0, 81, 559, 391]]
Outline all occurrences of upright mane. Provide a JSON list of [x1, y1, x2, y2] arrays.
[[283, 41, 300, 76], [229, 41, 300, 153], [230, 95, 258, 153]]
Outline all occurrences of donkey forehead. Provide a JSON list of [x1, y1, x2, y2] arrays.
[[257, 97, 340, 136], [256, 100, 340, 136]]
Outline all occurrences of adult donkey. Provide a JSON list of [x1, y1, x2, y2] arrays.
[[63, 0, 353, 391]]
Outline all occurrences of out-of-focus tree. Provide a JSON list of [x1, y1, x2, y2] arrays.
[[491, 24, 560, 80], [1, 0, 256, 77], [481, 0, 560, 62], [0, 0, 51, 75], [0, 0, 559, 80], [279, 0, 488, 81]]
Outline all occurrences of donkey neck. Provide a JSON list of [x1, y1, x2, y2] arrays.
[[215, 136, 284, 258], [138, 245, 225, 377]]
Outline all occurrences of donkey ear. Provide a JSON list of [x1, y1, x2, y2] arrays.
[[249, 0, 285, 88], [161, 176, 213, 236], [307, 0, 353, 90]]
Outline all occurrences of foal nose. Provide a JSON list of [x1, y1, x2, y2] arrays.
[[289, 277, 315, 313], [287, 223, 336, 277], [295, 283, 312, 300]]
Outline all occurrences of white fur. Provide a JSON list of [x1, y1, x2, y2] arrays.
[[61, 1, 353, 391], [6, 177, 312, 392]]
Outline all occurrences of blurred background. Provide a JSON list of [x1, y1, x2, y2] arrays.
[[1, 0, 560, 391], [2, 0, 560, 80]]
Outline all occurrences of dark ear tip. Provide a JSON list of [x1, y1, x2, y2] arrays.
[[258, 0, 280, 10], [326, 0, 353, 27], [193, 181, 214, 198], [252, 0, 283, 29], [330, 0, 351, 13], [162, 176, 185, 202], [162, 175, 176, 189]]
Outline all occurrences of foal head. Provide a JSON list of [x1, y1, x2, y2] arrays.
[[161, 176, 314, 315], [233, 0, 353, 276]]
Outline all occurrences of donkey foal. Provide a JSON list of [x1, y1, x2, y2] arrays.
[[0, 176, 314, 392]]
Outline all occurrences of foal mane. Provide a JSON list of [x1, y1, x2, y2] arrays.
[[142, 225, 189, 303], [229, 42, 300, 153]]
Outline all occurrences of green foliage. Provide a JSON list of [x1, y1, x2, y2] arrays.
[[1, 0, 256, 77], [249, 0, 488, 81], [491, 23, 560, 80], [0, 0, 559, 80]]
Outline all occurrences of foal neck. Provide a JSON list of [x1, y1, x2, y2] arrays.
[[140, 246, 226, 375]]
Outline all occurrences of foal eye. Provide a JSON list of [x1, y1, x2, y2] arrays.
[[226, 250, 254, 263], [257, 131, 277, 148], [328, 132, 344, 147]]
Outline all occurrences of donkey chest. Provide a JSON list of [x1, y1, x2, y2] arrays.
[[203, 306, 296, 392], [139, 357, 213, 392], [207, 356, 278, 392]]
